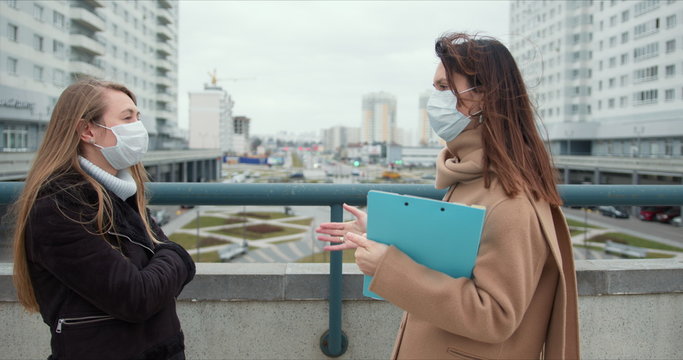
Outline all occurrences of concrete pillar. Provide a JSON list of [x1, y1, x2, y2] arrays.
[[182, 162, 188, 183], [593, 168, 601, 185], [155, 165, 161, 183], [564, 166, 570, 184], [631, 171, 640, 216], [169, 163, 176, 182]]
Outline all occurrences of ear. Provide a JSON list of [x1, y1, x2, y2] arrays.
[[77, 119, 96, 145]]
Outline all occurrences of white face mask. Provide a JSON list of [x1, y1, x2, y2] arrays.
[[92, 121, 149, 170], [427, 87, 481, 142]]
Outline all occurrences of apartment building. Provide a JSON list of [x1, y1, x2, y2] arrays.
[[0, 0, 183, 152], [361, 91, 398, 144], [418, 89, 441, 147], [510, 0, 683, 158], [322, 125, 360, 152], [188, 84, 234, 154]]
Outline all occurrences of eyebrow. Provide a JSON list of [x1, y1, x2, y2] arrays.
[[119, 108, 139, 116]]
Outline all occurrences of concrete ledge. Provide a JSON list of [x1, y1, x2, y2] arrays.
[[2, 260, 683, 301]]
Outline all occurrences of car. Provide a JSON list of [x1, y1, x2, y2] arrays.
[[381, 171, 401, 180], [351, 169, 361, 176], [656, 207, 681, 223], [289, 172, 304, 179], [597, 206, 630, 219], [639, 206, 672, 221], [672, 216, 682, 227]]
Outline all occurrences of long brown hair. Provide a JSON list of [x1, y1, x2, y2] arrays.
[[12, 78, 158, 312], [435, 33, 562, 206]]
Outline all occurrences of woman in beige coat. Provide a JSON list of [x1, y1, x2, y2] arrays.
[[316, 33, 580, 359]]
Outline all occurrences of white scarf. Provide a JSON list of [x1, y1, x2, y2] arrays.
[[78, 156, 138, 200]]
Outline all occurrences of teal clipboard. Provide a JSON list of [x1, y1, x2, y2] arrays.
[[363, 190, 485, 300]]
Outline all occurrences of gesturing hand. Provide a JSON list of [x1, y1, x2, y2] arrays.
[[346, 232, 388, 276], [315, 203, 367, 251]]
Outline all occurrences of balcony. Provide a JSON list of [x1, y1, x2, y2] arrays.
[[69, 59, 104, 79], [158, 0, 173, 9], [70, 8, 104, 32], [156, 58, 173, 72], [157, 26, 173, 41], [155, 109, 175, 123], [69, 33, 105, 56], [156, 75, 174, 88], [156, 41, 173, 56], [156, 91, 175, 104], [157, 8, 173, 25], [82, 0, 104, 8]]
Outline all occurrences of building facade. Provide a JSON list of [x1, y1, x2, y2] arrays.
[[510, 0, 683, 158], [232, 115, 250, 155], [0, 0, 184, 152], [418, 90, 441, 147], [322, 125, 360, 152], [361, 91, 397, 144], [188, 84, 234, 154]]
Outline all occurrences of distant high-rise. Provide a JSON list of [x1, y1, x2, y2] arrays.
[[418, 90, 440, 146], [322, 126, 360, 151], [233, 115, 250, 155], [361, 92, 397, 144], [510, 0, 683, 157], [0, 0, 184, 151], [188, 84, 234, 153]]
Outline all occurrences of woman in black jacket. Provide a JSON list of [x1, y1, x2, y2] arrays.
[[11, 79, 195, 360]]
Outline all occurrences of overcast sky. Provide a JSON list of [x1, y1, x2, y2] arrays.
[[177, 1, 510, 140]]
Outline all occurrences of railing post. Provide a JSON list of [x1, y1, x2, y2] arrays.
[[320, 203, 348, 357]]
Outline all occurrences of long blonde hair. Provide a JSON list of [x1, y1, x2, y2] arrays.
[[12, 78, 158, 312]]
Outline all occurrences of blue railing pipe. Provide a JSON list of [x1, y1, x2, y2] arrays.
[[1, 182, 681, 357]]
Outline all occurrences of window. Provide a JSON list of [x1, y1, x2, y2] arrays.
[[112, 45, 117, 58], [621, 53, 628, 65], [666, 14, 677, 28], [635, 0, 660, 16], [33, 65, 44, 82], [665, 64, 675, 76], [33, 4, 43, 21], [7, 24, 18, 42], [609, 78, 616, 88], [666, 39, 675, 53], [53, 11, 65, 29], [6, 57, 17, 75], [53, 40, 64, 57], [6, 0, 17, 8], [634, 66, 658, 82], [620, 96, 628, 107], [633, 89, 658, 105], [622, 10, 630, 22], [665, 89, 675, 101], [608, 98, 615, 108], [53, 69, 64, 86], [609, 36, 617, 47], [33, 35, 44, 52], [633, 42, 659, 61], [610, 15, 617, 27], [609, 57, 616, 68], [634, 18, 660, 38], [3, 125, 29, 151], [621, 31, 629, 43], [620, 74, 629, 86]]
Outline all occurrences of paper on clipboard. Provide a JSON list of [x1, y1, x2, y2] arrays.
[[363, 190, 485, 300]]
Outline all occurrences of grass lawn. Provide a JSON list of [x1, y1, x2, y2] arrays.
[[297, 249, 357, 263], [570, 230, 586, 237], [588, 232, 683, 252], [270, 238, 299, 245], [169, 233, 231, 250], [236, 211, 291, 220], [645, 252, 675, 259], [182, 216, 246, 229], [284, 218, 313, 226], [210, 224, 306, 240], [565, 218, 603, 229], [191, 250, 221, 263]]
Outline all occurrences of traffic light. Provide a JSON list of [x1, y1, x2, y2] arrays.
[[353, 161, 360, 167]]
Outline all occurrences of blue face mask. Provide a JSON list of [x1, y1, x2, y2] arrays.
[[427, 87, 480, 142]]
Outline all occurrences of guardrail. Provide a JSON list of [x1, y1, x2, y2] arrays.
[[1, 183, 682, 357]]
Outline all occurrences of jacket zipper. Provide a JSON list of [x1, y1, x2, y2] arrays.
[[108, 231, 155, 256], [56, 315, 115, 333]]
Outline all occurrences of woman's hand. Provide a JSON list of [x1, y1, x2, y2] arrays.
[[315, 203, 367, 250], [346, 232, 388, 276]]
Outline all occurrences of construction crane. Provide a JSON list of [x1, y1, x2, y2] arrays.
[[208, 69, 254, 86]]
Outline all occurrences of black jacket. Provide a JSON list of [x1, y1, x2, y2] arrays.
[[25, 173, 195, 360]]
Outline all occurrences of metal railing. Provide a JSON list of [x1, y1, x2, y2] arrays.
[[1, 182, 682, 357]]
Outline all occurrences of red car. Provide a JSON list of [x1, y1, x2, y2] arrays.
[[656, 207, 681, 223], [639, 206, 672, 221]]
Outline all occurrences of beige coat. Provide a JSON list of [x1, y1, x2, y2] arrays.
[[370, 127, 579, 359]]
